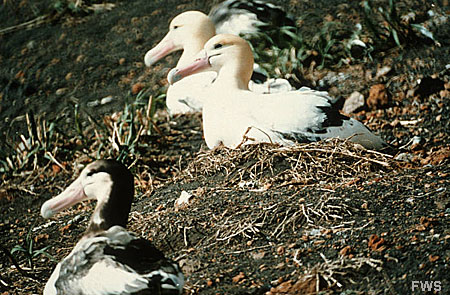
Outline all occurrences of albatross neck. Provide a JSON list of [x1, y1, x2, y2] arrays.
[[214, 63, 251, 91], [177, 38, 210, 68], [85, 179, 133, 235]]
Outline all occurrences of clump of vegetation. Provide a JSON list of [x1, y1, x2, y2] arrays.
[[244, 20, 353, 87], [10, 223, 55, 270], [244, 0, 441, 84], [0, 112, 66, 174], [247, 25, 309, 82], [362, 0, 438, 49], [90, 90, 158, 163], [0, 90, 158, 175]]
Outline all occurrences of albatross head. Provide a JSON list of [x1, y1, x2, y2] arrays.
[[144, 11, 216, 67], [41, 160, 134, 232], [168, 34, 254, 89]]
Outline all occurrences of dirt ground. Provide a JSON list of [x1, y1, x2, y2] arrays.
[[1, 0, 449, 294]]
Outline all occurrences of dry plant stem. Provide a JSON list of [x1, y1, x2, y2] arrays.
[[25, 113, 38, 145], [224, 244, 272, 255], [275, 147, 391, 167], [150, 119, 166, 140], [302, 253, 384, 291], [45, 151, 66, 171], [0, 15, 51, 36]]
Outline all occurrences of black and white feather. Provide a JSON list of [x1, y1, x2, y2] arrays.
[[209, 0, 295, 36]]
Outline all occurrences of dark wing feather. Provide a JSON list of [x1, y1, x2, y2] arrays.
[[209, 0, 295, 30], [53, 228, 183, 295]]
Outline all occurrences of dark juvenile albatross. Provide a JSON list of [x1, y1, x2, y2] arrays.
[[41, 159, 184, 295]]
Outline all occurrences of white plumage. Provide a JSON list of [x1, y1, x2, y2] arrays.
[[168, 34, 388, 151], [144, 4, 294, 115]]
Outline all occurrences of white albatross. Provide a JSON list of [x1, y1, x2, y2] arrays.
[[167, 34, 389, 151], [41, 160, 184, 295], [144, 8, 293, 115]]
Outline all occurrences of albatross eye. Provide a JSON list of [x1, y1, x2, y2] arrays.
[[173, 25, 180, 29], [214, 43, 223, 49]]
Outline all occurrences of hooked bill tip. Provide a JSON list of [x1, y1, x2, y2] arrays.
[[40, 201, 55, 219], [144, 55, 156, 67], [167, 68, 182, 85]]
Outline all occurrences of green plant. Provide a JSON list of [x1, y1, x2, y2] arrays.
[[250, 20, 352, 75], [246, 25, 309, 82], [364, 0, 402, 47], [10, 224, 56, 270], [86, 89, 158, 163], [311, 22, 339, 69], [363, 0, 438, 49]]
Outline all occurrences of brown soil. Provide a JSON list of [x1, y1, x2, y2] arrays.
[[1, 1, 449, 294]]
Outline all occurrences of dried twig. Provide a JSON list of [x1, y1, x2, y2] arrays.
[[224, 244, 272, 255], [0, 14, 52, 36]]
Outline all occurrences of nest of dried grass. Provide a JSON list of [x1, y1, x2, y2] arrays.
[[179, 139, 396, 188], [131, 140, 398, 251]]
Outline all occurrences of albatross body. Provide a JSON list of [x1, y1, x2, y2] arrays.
[[144, 7, 292, 115], [168, 34, 388, 151], [41, 160, 184, 295]]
